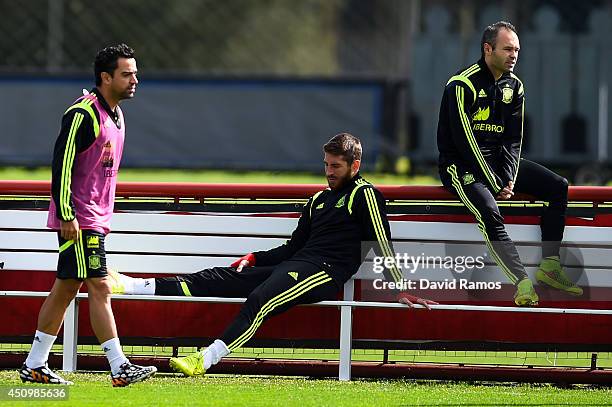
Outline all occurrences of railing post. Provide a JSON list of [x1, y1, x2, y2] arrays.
[[62, 298, 79, 372], [339, 279, 354, 381]]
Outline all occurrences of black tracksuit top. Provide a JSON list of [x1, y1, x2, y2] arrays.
[[437, 58, 525, 194], [253, 174, 401, 285]]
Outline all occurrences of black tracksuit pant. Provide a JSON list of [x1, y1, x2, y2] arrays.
[[155, 260, 339, 351], [440, 159, 568, 285]]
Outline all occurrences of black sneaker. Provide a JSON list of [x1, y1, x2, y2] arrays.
[[110, 362, 157, 387], [19, 363, 73, 385]]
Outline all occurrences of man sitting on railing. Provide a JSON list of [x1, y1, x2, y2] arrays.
[[109, 132, 436, 376], [436, 21, 582, 306]]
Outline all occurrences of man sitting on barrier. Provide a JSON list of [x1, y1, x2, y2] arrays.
[[110, 132, 436, 376], [436, 21, 582, 306]]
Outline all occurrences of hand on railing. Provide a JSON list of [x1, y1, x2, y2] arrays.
[[397, 292, 438, 310]]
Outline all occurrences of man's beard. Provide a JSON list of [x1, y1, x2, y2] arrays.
[[327, 172, 352, 191], [120, 90, 135, 100]]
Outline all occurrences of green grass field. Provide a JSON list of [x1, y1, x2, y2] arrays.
[[1, 371, 610, 407], [1, 346, 611, 406], [0, 166, 438, 185]]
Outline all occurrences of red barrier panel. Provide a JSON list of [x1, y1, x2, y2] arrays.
[[2, 180, 612, 201], [3, 272, 612, 346]]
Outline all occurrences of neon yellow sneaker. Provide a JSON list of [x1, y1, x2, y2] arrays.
[[107, 268, 125, 294], [169, 351, 205, 376], [514, 278, 539, 306], [536, 256, 583, 296]]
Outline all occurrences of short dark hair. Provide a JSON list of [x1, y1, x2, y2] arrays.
[[481, 21, 517, 58], [94, 43, 135, 86], [323, 133, 362, 164]]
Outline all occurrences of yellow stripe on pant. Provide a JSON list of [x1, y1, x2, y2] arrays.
[[74, 232, 87, 279], [59, 240, 74, 253], [447, 164, 518, 284], [180, 281, 192, 296], [228, 271, 332, 351]]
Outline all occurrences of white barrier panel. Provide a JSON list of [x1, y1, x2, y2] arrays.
[[2, 209, 610, 286]]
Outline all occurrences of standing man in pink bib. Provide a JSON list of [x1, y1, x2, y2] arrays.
[[20, 44, 156, 387]]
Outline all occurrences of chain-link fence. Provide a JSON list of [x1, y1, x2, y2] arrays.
[[3, 0, 603, 77], [0, 0, 406, 76]]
